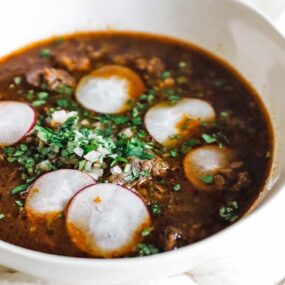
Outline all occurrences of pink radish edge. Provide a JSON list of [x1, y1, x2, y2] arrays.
[[8, 102, 37, 144], [25, 169, 96, 216]]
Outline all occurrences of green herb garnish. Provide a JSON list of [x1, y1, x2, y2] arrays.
[[26, 90, 34, 101], [55, 85, 73, 95], [40, 48, 51, 58], [200, 175, 214, 184], [13, 77, 21, 85], [141, 227, 153, 237], [161, 71, 171, 79], [56, 99, 68, 108], [14, 200, 24, 213], [137, 243, 159, 256], [173, 184, 181, 191], [167, 90, 180, 104], [202, 133, 216, 144], [151, 202, 161, 215], [32, 100, 46, 107], [170, 149, 177, 157], [37, 91, 49, 100], [219, 201, 239, 222], [179, 61, 187, 68], [10, 184, 29, 195]]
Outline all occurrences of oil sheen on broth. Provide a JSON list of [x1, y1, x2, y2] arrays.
[[0, 32, 273, 258]]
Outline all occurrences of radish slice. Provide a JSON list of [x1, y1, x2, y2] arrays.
[[66, 183, 151, 258], [75, 65, 145, 114], [145, 98, 215, 146], [25, 169, 96, 219], [0, 101, 36, 146], [183, 145, 233, 191]]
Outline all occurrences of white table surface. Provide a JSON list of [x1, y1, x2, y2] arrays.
[[0, 1, 284, 284]]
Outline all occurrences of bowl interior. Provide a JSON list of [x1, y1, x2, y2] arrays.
[[0, 0, 284, 210]]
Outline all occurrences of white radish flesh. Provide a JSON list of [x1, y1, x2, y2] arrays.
[[0, 101, 36, 146], [75, 65, 145, 114], [183, 145, 233, 191], [25, 169, 96, 219], [66, 183, 151, 258], [145, 98, 216, 146]]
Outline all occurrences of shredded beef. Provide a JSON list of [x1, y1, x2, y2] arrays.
[[108, 156, 170, 189], [135, 57, 165, 76], [26, 67, 76, 90], [164, 226, 182, 251], [52, 42, 92, 72]]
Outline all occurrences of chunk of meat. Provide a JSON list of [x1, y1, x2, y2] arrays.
[[53, 42, 92, 72], [135, 57, 165, 76], [151, 157, 169, 177], [55, 53, 90, 72], [164, 226, 182, 251], [213, 162, 251, 192], [108, 156, 170, 189], [213, 174, 226, 191], [230, 171, 251, 191], [26, 67, 76, 90], [225, 116, 247, 130]]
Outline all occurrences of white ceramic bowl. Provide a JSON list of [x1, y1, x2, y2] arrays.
[[0, 0, 284, 284]]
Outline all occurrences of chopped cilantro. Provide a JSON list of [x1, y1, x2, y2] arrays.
[[0, 213, 5, 220], [220, 111, 229, 118], [200, 175, 214, 184], [173, 184, 181, 191], [110, 156, 128, 167], [99, 114, 129, 126], [40, 48, 51, 58], [141, 227, 153, 237], [57, 99, 68, 108], [140, 170, 151, 177], [123, 175, 137, 182], [15, 200, 24, 212], [13, 77, 21, 85], [167, 90, 180, 104], [37, 91, 49, 100], [137, 130, 147, 138], [181, 139, 199, 153], [170, 149, 177, 157], [15, 200, 23, 207], [179, 61, 187, 68], [126, 147, 153, 159], [40, 83, 49, 90], [10, 184, 29, 195], [32, 100, 46, 107], [151, 202, 161, 215], [202, 133, 216, 144], [140, 90, 154, 104], [55, 85, 73, 95], [19, 144, 28, 151], [161, 71, 171, 79], [219, 201, 239, 222], [121, 137, 154, 160], [137, 243, 159, 256], [26, 90, 34, 101]]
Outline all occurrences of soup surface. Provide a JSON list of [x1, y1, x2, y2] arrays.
[[0, 32, 272, 258]]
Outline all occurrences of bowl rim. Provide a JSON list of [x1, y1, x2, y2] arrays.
[[0, 0, 284, 268]]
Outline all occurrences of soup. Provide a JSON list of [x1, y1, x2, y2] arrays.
[[0, 32, 272, 258]]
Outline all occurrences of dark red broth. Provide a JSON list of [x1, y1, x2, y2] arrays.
[[0, 32, 273, 257]]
